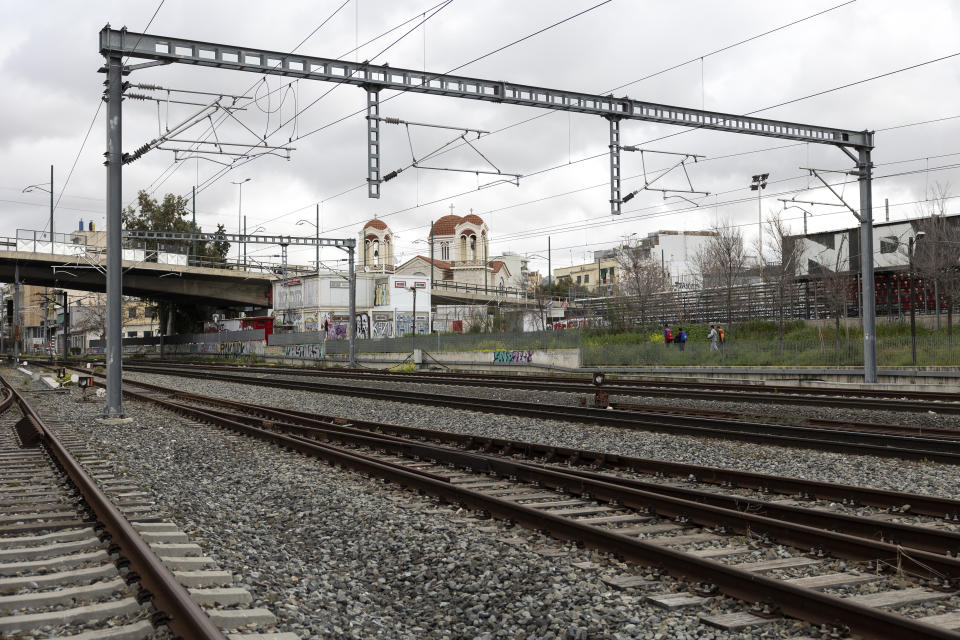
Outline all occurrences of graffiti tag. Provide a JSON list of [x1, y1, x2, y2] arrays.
[[284, 344, 323, 360], [493, 350, 533, 364]]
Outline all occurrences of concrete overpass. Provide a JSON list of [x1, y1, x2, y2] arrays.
[[430, 281, 563, 309], [0, 249, 276, 307]]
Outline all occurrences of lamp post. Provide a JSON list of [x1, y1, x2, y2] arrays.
[[230, 178, 251, 267], [750, 173, 769, 257], [296, 215, 321, 275], [22, 165, 54, 239], [908, 231, 925, 366]]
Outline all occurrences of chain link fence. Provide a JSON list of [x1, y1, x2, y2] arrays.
[[322, 329, 582, 354], [582, 336, 960, 367]]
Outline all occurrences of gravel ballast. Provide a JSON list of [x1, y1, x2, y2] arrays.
[[127, 371, 959, 500], [26, 376, 822, 640]]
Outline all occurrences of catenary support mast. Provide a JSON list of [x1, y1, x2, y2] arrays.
[[100, 26, 878, 383]]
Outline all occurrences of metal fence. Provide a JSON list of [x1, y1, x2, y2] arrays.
[[322, 329, 582, 354], [582, 336, 960, 367], [91, 329, 264, 349]]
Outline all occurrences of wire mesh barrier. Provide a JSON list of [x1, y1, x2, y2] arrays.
[[582, 336, 960, 367], [321, 329, 582, 354]]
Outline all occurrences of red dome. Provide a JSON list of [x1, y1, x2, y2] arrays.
[[364, 218, 388, 230]]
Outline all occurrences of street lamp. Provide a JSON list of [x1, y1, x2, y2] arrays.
[[23, 165, 54, 239], [297, 212, 320, 275], [231, 178, 252, 266], [750, 173, 769, 256], [908, 230, 926, 366]]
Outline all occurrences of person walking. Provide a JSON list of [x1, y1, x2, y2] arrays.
[[708, 324, 719, 352], [663, 324, 673, 347], [677, 327, 687, 351]]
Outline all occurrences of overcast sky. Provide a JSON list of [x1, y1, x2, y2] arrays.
[[2, 0, 959, 275]]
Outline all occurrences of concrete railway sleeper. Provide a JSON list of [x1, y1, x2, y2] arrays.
[[155, 397, 960, 558], [64, 365, 960, 520], [126, 360, 960, 413], [119, 363, 960, 464], [98, 378, 960, 638], [0, 372, 297, 640]]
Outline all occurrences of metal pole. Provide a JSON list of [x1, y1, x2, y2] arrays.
[[62, 290, 69, 363], [243, 216, 246, 269], [909, 238, 916, 366], [237, 182, 242, 266], [803, 210, 807, 235], [757, 186, 763, 258], [858, 147, 878, 383], [50, 165, 54, 238], [13, 263, 19, 363], [411, 287, 417, 336], [348, 246, 356, 367], [547, 236, 552, 289], [192, 185, 196, 227], [885, 198, 889, 223], [429, 221, 434, 332], [104, 53, 125, 417], [316, 204, 320, 274]]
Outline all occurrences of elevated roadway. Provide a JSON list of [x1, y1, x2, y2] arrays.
[[0, 249, 274, 307]]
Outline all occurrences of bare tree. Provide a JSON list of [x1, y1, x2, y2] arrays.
[[695, 221, 747, 325], [756, 212, 805, 355], [616, 240, 666, 339], [71, 293, 108, 344], [816, 235, 850, 364], [914, 183, 960, 338]]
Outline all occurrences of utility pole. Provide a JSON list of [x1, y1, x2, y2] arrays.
[[410, 286, 417, 337], [315, 204, 320, 274], [50, 165, 54, 238], [547, 236, 552, 289], [909, 236, 917, 366], [429, 220, 434, 333], [243, 216, 247, 268], [62, 290, 69, 363], [231, 178, 251, 267], [192, 185, 196, 227], [750, 173, 769, 258], [13, 263, 19, 363], [348, 245, 356, 367], [103, 50, 125, 417], [857, 149, 877, 383]]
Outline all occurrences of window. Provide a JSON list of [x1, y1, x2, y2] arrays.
[[127, 331, 137, 338], [584, 274, 590, 284], [127, 307, 137, 319], [576, 276, 582, 284], [880, 236, 898, 254]]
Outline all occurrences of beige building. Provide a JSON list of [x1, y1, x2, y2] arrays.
[[553, 249, 619, 295]]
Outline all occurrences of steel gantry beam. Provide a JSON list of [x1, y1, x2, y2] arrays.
[[99, 25, 880, 384]]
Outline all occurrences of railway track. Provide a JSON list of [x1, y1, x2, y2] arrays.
[[120, 363, 960, 464], [125, 360, 960, 414], [71, 368, 960, 638], [0, 370, 296, 640]]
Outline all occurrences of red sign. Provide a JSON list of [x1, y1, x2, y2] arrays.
[[414, 281, 426, 289], [394, 280, 407, 288]]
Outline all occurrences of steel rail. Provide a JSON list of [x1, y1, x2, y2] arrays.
[[141, 361, 960, 407], [121, 364, 960, 464], [164, 397, 960, 557], [110, 380, 960, 639], [61, 365, 960, 519], [0, 376, 227, 640]]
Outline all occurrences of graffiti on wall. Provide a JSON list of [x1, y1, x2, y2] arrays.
[[356, 313, 370, 339], [284, 344, 323, 359], [304, 313, 318, 332], [493, 350, 534, 364], [180, 341, 265, 356]]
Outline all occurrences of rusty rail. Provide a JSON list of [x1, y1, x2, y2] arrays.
[[0, 375, 227, 640], [111, 378, 960, 639]]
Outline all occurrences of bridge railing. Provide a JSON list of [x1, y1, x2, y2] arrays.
[[15, 229, 88, 257]]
